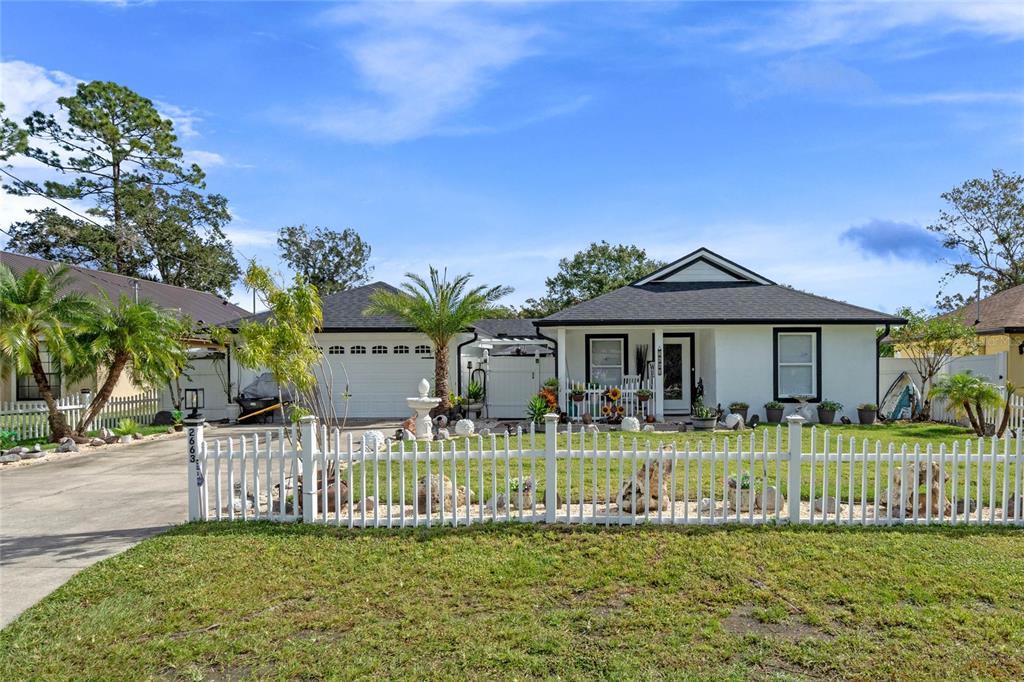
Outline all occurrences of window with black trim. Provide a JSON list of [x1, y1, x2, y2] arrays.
[[414, 344, 432, 355], [773, 328, 821, 401], [328, 345, 345, 355], [17, 347, 61, 400], [588, 336, 626, 385], [350, 345, 367, 355], [371, 345, 388, 354], [394, 345, 410, 354]]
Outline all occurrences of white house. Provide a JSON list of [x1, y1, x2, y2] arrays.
[[535, 248, 904, 423]]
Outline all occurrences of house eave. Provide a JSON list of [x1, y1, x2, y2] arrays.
[[535, 317, 906, 327]]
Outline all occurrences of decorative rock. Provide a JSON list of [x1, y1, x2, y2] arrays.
[[417, 476, 472, 508], [360, 496, 377, 513], [166, 427, 177, 434], [89, 437, 106, 447], [436, 427, 450, 440], [434, 414, 448, 429], [699, 497, 715, 514], [362, 430, 388, 453], [479, 428, 492, 438], [581, 413, 593, 425], [100, 428, 114, 439], [20, 450, 46, 459], [31, 443, 42, 453], [152, 410, 175, 426], [617, 460, 673, 513], [133, 432, 144, 440], [813, 496, 840, 513], [0, 453, 22, 463], [956, 499, 977, 515], [723, 413, 744, 430], [454, 419, 475, 437], [103, 436, 119, 445], [494, 493, 508, 511], [645, 414, 656, 424], [642, 424, 656, 432], [56, 438, 79, 453], [402, 429, 416, 441], [621, 416, 641, 432], [6, 446, 28, 456], [759, 486, 785, 513]]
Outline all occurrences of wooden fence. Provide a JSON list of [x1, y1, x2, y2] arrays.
[[187, 415, 1024, 528], [0, 390, 161, 441]]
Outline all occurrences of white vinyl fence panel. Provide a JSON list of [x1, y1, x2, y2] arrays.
[[188, 416, 1024, 528], [0, 390, 160, 441], [484, 355, 555, 419]]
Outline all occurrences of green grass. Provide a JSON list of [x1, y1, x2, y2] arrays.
[[1, 523, 1021, 680], [11, 424, 173, 450]]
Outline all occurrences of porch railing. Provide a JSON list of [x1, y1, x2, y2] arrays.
[[563, 375, 655, 421]]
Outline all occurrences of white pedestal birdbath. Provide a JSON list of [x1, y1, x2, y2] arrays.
[[407, 378, 441, 441]]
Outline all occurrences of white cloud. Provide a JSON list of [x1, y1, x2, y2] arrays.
[[735, 1, 1024, 53], [730, 57, 876, 103], [183, 149, 226, 167], [155, 100, 201, 137], [876, 91, 1024, 106], [0, 60, 79, 119], [301, 3, 547, 143]]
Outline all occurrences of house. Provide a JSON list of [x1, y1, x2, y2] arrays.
[[0, 251, 248, 416], [938, 284, 1024, 388], [535, 248, 904, 422], [226, 284, 555, 420]]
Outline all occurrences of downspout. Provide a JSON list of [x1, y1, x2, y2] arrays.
[[876, 323, 890, 406], [535, 326, 558, 379], [456, 332, 479, 396]]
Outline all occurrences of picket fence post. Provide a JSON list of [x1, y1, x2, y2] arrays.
[[544, 413, 559, 523], [786, 415, 805, 523], [184, 414, 205, 522], [300, 415, 318, 523]]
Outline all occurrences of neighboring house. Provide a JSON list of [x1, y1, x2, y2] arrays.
[[0, 251, 247, 415], [535, 248, 904, 422], [939, 284, 1024, 388]]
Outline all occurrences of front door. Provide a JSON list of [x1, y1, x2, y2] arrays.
[[663, 337, 692, 413]]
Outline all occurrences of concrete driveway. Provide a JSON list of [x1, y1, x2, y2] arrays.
[[0, 422, 401, 628]]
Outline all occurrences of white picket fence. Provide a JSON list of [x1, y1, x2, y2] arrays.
[[186, 415, 1024, 528], [931, 392, 1024, 434], [0, 390, 160, 440]]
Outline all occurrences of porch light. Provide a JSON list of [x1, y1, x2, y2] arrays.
[[184, 388, 205, 419]]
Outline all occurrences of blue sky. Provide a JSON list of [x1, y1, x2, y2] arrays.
[[1, 1, 1022, 314]]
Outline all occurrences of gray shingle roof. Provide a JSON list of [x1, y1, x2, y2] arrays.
[[234, 281, 417, 331], [537, 281, 903, 326], [472, 318, 541, 338], [0, 250, 248, 325]]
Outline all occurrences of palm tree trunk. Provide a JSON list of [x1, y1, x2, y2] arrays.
[[433, 341, 450, 416], [75, 353, 129, 435], [963, 401, 982, 436], [974, 399, 989, 436], [29, 352, 71, 441]]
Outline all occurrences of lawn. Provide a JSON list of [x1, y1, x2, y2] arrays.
[[1, 523, 1021, 680], [8, 424, 173, 450]]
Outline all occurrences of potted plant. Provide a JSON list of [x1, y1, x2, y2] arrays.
[[728, 401, 749, 421], [636, 388, 653, 403], [113, 419, 140, 444], [465, 381, 485, 415], [764, 401, 784, 423], [857, 402, 878, 425], [570, 384, 587, 403], [171, 409, 184, 432], [817, 399, 842, 425], [543, 377, 559, 392], [692, 401, 717, 431]]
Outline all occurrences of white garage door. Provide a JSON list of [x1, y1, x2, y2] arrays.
[[325, 343, 436, 419]]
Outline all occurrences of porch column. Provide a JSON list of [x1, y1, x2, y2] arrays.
[[654, 328, 664, 421], [556, 327, 567, 406]]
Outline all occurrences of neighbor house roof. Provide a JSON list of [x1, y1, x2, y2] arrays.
[[0, 250, 248, 326], [233, 281, 417, 332], [943, 284, 1024, 334], [537, 247, 903, 326]]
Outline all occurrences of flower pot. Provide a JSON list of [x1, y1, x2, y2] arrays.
[[174, 424, 184, 432], [817, 408, 836, 425], [637, 395, 651, 403], [571, 394, 585, 403], [118, 435, 132, 444], [692, 417, 717, 431], [765, 408, 784, 423], [857, 408, 877, 425], [645, 414, 656, 424], [729, 407, 749, 421]]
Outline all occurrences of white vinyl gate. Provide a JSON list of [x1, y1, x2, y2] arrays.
[[484, 355, 555, 418]]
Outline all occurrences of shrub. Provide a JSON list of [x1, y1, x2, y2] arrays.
[[729, 401, 748, 409], [764, 400, 784, 409], [112, 419, 141, 437], [171, 409, 183, 425], [818, 399, 843, 412], [0, 429, 17, 450], [857, 402, 877, 411], [525, 394, 549, 424], [692, 401, 715, 420], [466, 381, 484, 402]]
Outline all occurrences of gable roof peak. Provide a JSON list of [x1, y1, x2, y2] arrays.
[[634, 247, 774, 286]]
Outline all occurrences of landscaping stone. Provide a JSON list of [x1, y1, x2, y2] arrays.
[[31, 443, 42, 453], [620, 416, 641, 432], [100, 428, 114, 439], [5, 446, 28, 456], [479, 428, 492, 438], [723, 413, 744, 430], [813, 496, 840, 513], [416, 475, 472, 508], [89, 438, 106, 447], [152, 410, 175, 426], [166, 427, 176, 434], [133, 432, 144, 440], [760, 486, 784, 513], [103, 436, 119, 445], [617, 459, 672, 513], [360, 497, 377, 513], [494, 493, 508, 511], [0, 453, 22, 463], [362, 430, 388, 452], [20, 450, 46, 460], [642, 424, 655, 432], [435, 428, 450, 440], [581, 413, 593, 425], [454, 419, 475, 437], [434, 415, 448, 429], [56, 438, 79, 453], [956, 499, 978, 515]]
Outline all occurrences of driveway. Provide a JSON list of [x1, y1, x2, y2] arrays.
[[0, 422, 401, 628]]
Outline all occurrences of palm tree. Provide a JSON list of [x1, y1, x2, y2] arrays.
[[365, 267, 512, 413], [68, 295, 188, 436], [929, 371, 1003, 436], [0, 264, 93, 440], [996, 383, 1018, 438]]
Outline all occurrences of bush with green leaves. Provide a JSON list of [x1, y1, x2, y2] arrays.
[[764, 400, 784, 409], [692, 401, 715, 420], [818, 400, 843, 412], [525, 394, 549, 424], [466, 381, 484, 402], [729, 401, 748, 409], [0, 429, 18, 450], [112, 419, 141, 437]]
